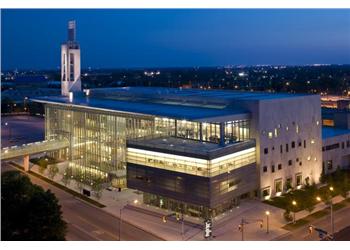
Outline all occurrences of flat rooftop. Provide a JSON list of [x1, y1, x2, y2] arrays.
[[322, 127, 350, 139], [32, 87, 313, 121], [127, 136, 256, 160]]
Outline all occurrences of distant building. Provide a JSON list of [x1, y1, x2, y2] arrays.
[[321, 95, 350, 110], [61, 20, 81, 96]]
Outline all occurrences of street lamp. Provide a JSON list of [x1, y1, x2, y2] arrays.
[[162, 210, 185, 240], [4, 122, 11, 140], [316, 186, 334, 236], [265, 211, 270, 234], [119, 199, 138, 240], [292, 200, 297, 224]]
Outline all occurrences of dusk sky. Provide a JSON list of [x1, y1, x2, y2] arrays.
[[2, 9, 350, 70]]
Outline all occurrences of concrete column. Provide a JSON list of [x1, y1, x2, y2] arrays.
[[174, 120, 178, 137], [219, 122, 225, 146], [199, 123, 203, 142], [23, 155, 30, 172]]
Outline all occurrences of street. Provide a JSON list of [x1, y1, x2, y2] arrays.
[[277, 205, 350, 241], [1, 162, 162, 241]]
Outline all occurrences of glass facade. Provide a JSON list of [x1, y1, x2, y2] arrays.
[[45, 104, 155, 187], [126, 147, 256, 177], [45, 104, 251, 188], [155, 117, 250, 143]]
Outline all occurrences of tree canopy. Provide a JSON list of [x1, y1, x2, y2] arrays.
[[1, 170, 67, 240]]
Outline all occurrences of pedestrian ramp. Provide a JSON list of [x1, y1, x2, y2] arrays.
[[1, 139, 69, 160]]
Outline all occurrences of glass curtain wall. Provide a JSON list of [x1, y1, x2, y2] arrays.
[[155, 118, 250, 143], [45, 104, 155, 187]]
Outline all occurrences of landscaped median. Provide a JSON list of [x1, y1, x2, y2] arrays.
[[264, 169, 350, 229], [282, 198, 350, 230]]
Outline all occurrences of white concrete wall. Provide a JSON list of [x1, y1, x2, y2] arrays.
[[322, 133, 350, 174], [61, 44, 81, 96], [236, 95, 322, 198]]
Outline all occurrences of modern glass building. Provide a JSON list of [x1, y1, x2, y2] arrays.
[[33, 86, 323, 218]]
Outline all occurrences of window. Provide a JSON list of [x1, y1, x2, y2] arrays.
[[262, 187, 270, 198], [286, 178, 292, 190], [325, 143, 340, 151], [275, 179, 283, 193], [263, 166, 268, 172], [288, 160, 292, 166], [264, 148, 268, 154], [291, 141, 295, 148], [286, 144, 289, 152], [296, 174, 302, 186], [327, 160, 333, 170], [278, 164, 282, 170], [271, 165, 275, 173]]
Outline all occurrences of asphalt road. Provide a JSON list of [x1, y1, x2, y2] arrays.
[[277, 205, 350, 241], [334, 226, 350, 240], [2, 162, 162, 241]]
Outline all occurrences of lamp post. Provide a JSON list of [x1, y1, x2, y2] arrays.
[[316, 186, 334, 236], [292, 200, 297, 224], [119, 199, 138, 241], [162, 209, 185, 240], [265, 211, 270, 234], [5, 122, 11, 141]]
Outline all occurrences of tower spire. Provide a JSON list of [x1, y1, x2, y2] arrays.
[[61, 20, 81, 96]]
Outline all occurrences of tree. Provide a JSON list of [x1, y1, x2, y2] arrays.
[[91, 178, 105, 200], [1, 171, 67, 240], [47, 164, 59, 180], [61, 167, 73, 187]]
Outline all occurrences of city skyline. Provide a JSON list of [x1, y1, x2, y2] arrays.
[[2, 9, 350, 70]]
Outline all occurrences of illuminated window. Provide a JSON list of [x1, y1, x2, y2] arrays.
[[275, 179, 283, 193], [268, 132, 273, 139], [296, 174, 302, 186], [262, 187, 270, 198]]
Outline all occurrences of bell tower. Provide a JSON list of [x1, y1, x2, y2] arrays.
[[61, 20, 81, 96]]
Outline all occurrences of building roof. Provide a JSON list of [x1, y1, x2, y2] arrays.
[[32, 94, 249, 122], [322, 127, 350, 139], [32, 87, 313, 121]]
